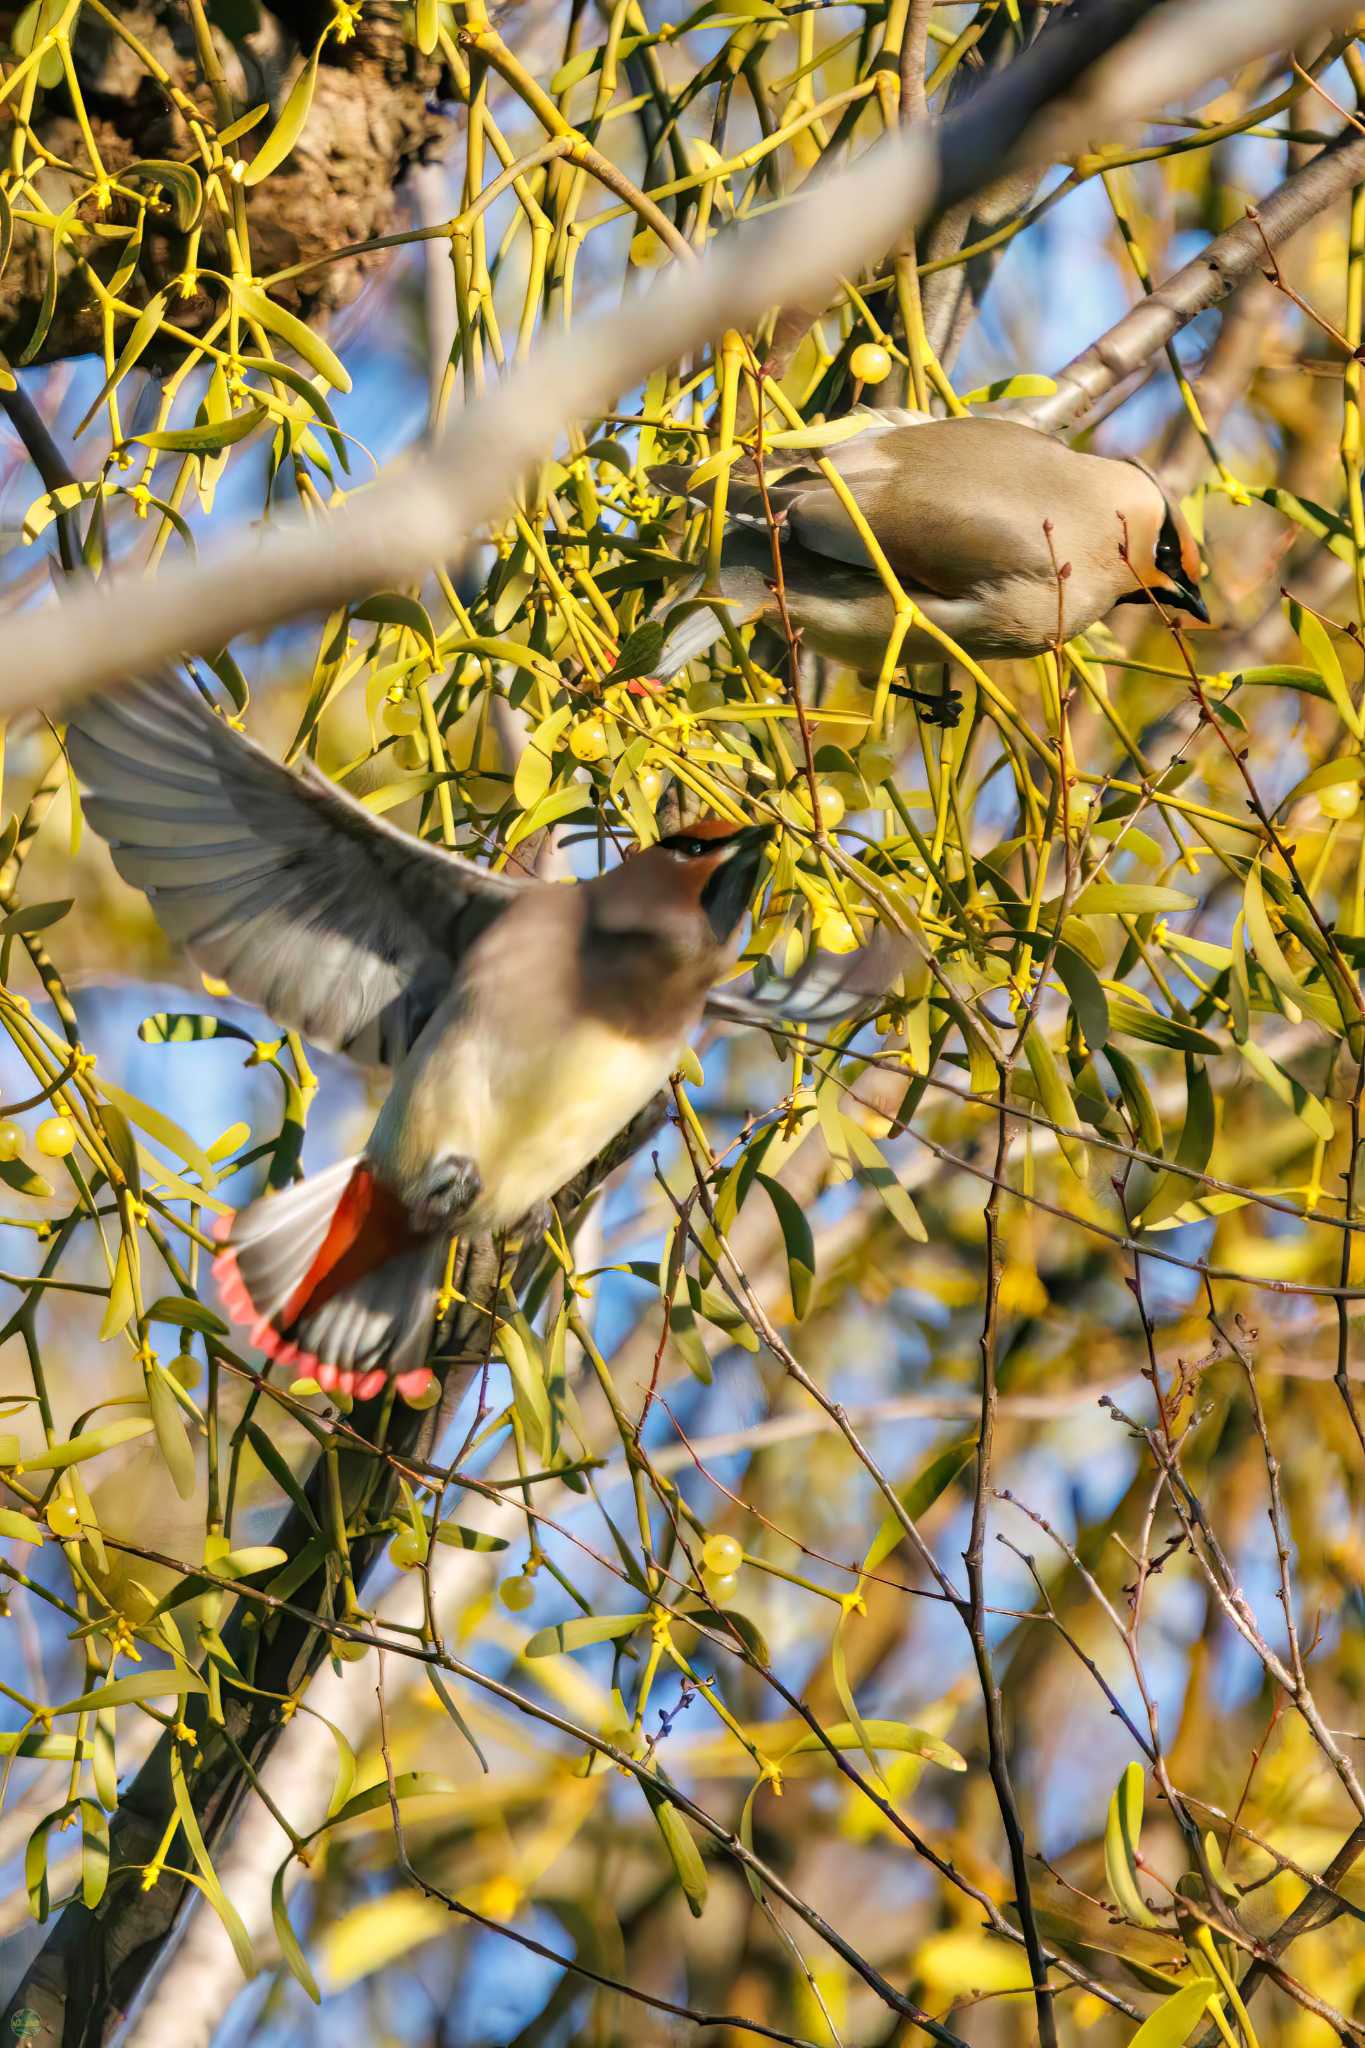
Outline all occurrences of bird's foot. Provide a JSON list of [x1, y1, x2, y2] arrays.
[[502, 1200, 554, 1251], [409, 1154, 483, 1232], [889, 680, 962, 728]]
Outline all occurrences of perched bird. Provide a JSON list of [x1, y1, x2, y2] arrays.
[[66, 677, 896, 1401], [650, 410, 1207, 680]]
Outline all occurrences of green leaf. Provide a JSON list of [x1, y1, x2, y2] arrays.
[[514, 705, 574, 811], [1286, 596, 1362, 739], [234, 283, 351, 394], [19, 1417, 154, 1473], [74, 293, 169, 438], [1140, 1058, 1214, 1230], [862, 1438, 974, 1575], [147, 1365, 197, 1501], [243, 36, 323, 186], [80, 1800, 110, 1909], [1274, 753, 1365, 818], [1072, 883, 1196, 919], [244, 1422, 320, 1533], [135, 405, 269, 454], [523, 1613, 646, 1658], [1104, 1761, 1162, 1927], [782, 1720, 967, 1769], [0, 898, 71, 935], [1244, 857, 1319, 1030], [1022, 1029, 1087, 1179], [840, 1119, 927, 1241], [648, 1795, 708, 1916], [604, 620, 665, 683], [431, 1520, 508, 1552], [146, 1296, 228, 1337], [272, 1862, 321, 2002], [416, 0, 440, 52], [756, 1171, 815, 1317], [353, 593, 438, 656], [960, 373, 1057, 403], [98, 1239, 136, 1342], [170, 1743, 256, 1977], [123, 159, 205, 231], [54, 1667, 207, 1715], [497, 1318, 551, 1461], [0, 1155, 52, 1200], [325, 1773, 457, 1828], [0, 1507, 42, 1546], [100, 1080, 216, 1188], [425, 1670, 489, 1773], [1127, 1981, 1218, 2047], [1056, 944, 1110, 1049], [1107, 1001, 1222, 1059]]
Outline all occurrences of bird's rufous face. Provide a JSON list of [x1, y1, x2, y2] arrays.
[[653, 819, 774, 942], [1116, 498, 1209, 624]]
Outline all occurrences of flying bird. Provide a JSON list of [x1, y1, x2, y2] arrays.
[[650, 411, 1207, 682], [66, 678, 898, 1401]]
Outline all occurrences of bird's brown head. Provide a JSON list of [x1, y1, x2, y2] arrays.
[[592, 817, 773, 950], [654, 818, 774, 943], [1114, 471, 1209, 625]]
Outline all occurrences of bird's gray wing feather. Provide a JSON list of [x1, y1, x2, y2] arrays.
[[706, 927, 910, 1031], [67, 675, 524, 1063]]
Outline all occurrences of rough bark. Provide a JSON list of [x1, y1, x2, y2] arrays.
[[0, 2, 443, 366]]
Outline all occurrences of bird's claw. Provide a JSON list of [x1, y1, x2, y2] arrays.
[[888, 681, 963, 728], [409, 1154, 482, 1231]]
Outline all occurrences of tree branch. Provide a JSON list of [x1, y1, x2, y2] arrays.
[[0, 0, 1354, 715]]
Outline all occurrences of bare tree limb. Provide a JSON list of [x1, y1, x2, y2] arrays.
[[1032, 119, 1365, 431]]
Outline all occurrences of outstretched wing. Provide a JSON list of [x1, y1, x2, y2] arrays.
[[66, 675, 525, 1064], [706, 927, 909, 1032]]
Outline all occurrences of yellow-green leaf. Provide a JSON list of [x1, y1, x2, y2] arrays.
[[1104, 1761, 1162, 1927], [243, 38, 324, 186]]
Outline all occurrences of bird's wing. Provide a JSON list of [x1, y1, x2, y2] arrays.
[[706, 927, 909, 1031], [781, 416, 1061, 596], [66, 675, 525, 1064]]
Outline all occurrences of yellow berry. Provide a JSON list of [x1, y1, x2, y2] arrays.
[[0, 1122, 23, 1162], [704, 1569, 741, 1603], [630, 229, 668, 268], [168, 1351, 201, 1389], [569, 717, 610, 764], [331, 1632, 369, 1663], [850, 342, 892, 384], [701, 1532, 742, 1576], [637, 763, 665, 806], [817, 913, 859, 955], [396, 732, 428, 771], [45, 1495, 80, 1537], [401, 1377, 442, 1411], [810, 782, 843, 831], [499, 1572, 536, 1612], [859, 743, 896, 786], [1066, 786, 1095, 828], [382, 696, 423, 735], [35, 1117, 75, 1159], [388, 1529, 425, 1571], [1318, 780, 1361, 821]]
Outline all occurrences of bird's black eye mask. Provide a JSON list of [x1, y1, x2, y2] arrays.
[[1115, 506, 1209, 622], [659, 824, 772, 941]]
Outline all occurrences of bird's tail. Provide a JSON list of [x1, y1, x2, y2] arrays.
[[212, 1158, 445, 1401], [653, 534, 780, 677]]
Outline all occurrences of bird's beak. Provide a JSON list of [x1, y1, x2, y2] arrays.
[[1162, 576, 1210, 625], [1115, 578, 1210, 625], [701, 822, 774, 943]]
